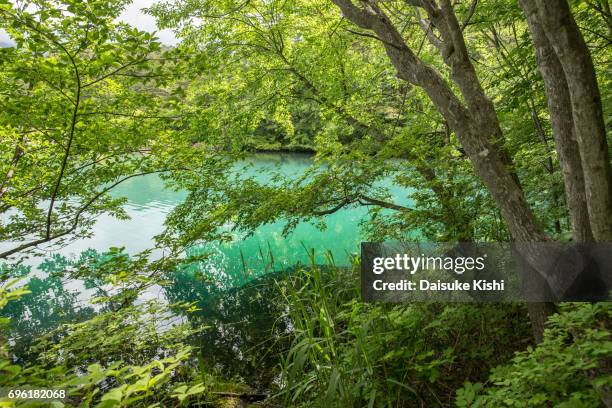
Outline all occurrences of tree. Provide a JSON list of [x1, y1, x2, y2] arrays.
[[329, 0, 544, 238], [326, 0, 612, 339], [152, 0, 491, 252], [519, 0, 594, 243], [0, 0, 203, 259], [519, 0, 612, 243], [150, 0, 610, 340]]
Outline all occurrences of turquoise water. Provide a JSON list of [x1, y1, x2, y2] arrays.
[[42, 153, 411, 283], [1, 153, 413, 346]]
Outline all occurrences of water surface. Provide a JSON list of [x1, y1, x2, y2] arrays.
[[11, 153, 412, 284], [1, 153, 413, 350]]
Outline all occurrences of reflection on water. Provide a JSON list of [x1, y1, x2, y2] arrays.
[[2, 153, 413, 365], [8, 153, 412, 283]]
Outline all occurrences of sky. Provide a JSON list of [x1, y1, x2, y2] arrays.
[[118, 0, 179, 45], [0, 29, 11, 47], [0, 0, 179, 47]]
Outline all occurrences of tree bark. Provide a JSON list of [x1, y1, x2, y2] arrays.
[[535, 0, 612, 242], [330, 0, 562, 340], [527, 302, 557, 343], [516, 5, 611, 405], [519, 0, 594, 243], [331, 0, 547, 243]]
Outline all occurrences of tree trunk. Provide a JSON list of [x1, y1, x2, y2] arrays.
[[535, 0, 612, 242], [330, 0, 558, 340], [519, 0, 594, 243], [331, 0, 547, 244], [527, 302, 558, 343], [526, 2, 612, 405]]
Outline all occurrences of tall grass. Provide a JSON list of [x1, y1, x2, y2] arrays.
[[276, 251, 379, 406], [272, 251, 533, 407]]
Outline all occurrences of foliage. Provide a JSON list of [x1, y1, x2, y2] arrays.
[[457, 303, 612, 408], [0, 0, 611, 407], [151, 0, 492, 246], [275, 260, 533, 407], [0, 0, 211, 260], [152, 0, 611, 247], [0, 257, 248, 408], [2, 252, 610, 407]]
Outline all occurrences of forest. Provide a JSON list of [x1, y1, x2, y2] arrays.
[[0, 0, 611, 406]]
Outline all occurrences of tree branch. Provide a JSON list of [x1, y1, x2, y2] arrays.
[[0, 168, 188, 259], [45, 47, 80, 240], [82, 58, 149, 89], [0, 137, 25, 199], [344, 28, 404, 50], [461, 0, 478, 31], [358, 194, 411, 212]]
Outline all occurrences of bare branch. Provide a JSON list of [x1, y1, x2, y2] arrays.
[[344, 28, 404, 50], [461, 0, 479, 31], [358, 194, 412, 212], [414, 8, 443, 50]]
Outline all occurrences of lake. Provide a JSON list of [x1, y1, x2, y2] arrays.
[[4, 153, 412, 286], [1, 153, 412, 357]]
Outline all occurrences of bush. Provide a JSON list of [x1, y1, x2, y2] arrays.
[[457, 303, 612, 407], [278, 263, 533, 407]]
